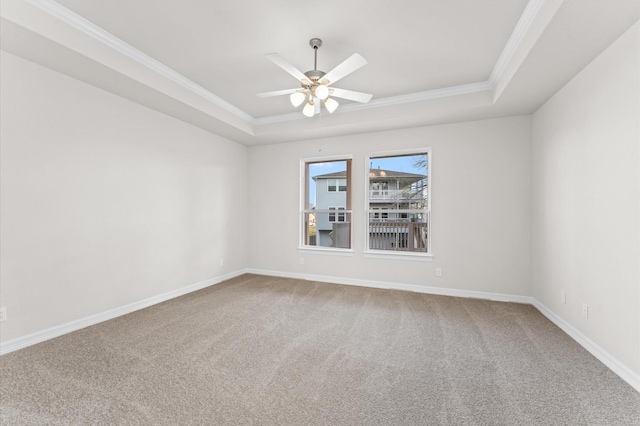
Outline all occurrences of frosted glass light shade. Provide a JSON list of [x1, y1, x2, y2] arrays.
[[315, 84, 329, 100], [302, 101, 315, 117], [290, 92, 306, 107], [324, 97, 339, 113]]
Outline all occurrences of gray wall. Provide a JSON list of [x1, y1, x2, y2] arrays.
[[531, 23, 639, 375], [249, 115, 532, 296], [0, 52, 249, 342]]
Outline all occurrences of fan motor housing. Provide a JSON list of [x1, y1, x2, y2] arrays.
[[304, 70, 326, 82]]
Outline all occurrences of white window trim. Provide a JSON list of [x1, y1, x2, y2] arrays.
[[300, 155, 353, 254], [363, 250, 433, 261], [298, 246, 354, 256], [364, 148, 432, 259]]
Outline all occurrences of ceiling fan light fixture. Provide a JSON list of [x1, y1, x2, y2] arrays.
[[259, 38, 371, 117], [290, 92, 306, 107], [302, 101, 315, 117], [315, 84, 329, 100], [324, 97, 339, 113]]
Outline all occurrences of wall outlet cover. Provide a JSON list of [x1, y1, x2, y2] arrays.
[[582, 303, 589, 318]]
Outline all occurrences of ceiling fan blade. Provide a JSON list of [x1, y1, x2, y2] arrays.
[[321, 53, 367, 85], [329, 88, 372, 103], [265, 53, 310, 84], [257, 88, 300, 98]]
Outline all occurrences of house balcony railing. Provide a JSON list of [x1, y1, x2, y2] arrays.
[[369, 189, 407, 201], [368, 221, 428, 252]]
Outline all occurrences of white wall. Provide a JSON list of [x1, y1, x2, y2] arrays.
[[0, 52, 248, 343], [531, 22, 639, 376], [248, 116, 532, 297], [2, 21, 637, 390]]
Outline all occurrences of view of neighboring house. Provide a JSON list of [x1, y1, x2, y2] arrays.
[[312, 171, 349, 247], [368, 167, 427, 220], [368, 167, 429, 251], [313, 167, 428, 251]]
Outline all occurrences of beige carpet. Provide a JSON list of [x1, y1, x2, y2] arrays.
[[1, 274, 639, 425]]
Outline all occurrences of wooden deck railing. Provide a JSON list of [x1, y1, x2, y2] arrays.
[[368, 221, 428, 252]]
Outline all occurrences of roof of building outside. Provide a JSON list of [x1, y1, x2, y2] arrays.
[[312, 171, 347, 180], [313, 168, 425, 181], [368, 168, 426, 180]]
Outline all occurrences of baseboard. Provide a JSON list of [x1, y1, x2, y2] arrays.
[[531, 298, 640, 393], [0, 269, 528, 357], [246, 268, 533, 304], [249, 268, 640, 393], [3, 268, 638, 394], [0, 269, 248, 356]]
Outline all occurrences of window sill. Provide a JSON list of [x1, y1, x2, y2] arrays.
[[298, 247, 354, 256], [363, 250, 433, 261]]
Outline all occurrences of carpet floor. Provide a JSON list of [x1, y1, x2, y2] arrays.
[[1, 274, 639, 425]]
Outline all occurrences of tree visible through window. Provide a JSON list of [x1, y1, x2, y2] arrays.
[[366, 152, 429, 253], [301, 153, 428, 254]]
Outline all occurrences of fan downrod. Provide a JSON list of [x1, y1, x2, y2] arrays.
[[305, 38, 326, 85]]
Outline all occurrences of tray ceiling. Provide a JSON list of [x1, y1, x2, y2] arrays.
[[1, 0, 638, 145]]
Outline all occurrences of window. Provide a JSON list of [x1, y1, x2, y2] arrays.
[[366, 151, 430, 255], [301, 158, 352, 250], [371, 181, 389, 197], [371, 207, 389, 220], [328, 179, 347, 192], [329, 207, 346, 222]]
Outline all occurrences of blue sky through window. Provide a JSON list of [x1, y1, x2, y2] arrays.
[[370, 154, 427, 175], [307, 154, 427, 208]]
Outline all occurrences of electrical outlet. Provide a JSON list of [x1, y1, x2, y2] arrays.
[[582, 303, 589, 318], [299, 258, 304, 265], [435, 268, 442, 277], [0, 307, 6, 322], [219, 258, 224, 266], [561, 291, 566, 304]]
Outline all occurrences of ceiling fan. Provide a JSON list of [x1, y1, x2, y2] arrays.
[[257, 38, 373, 117]]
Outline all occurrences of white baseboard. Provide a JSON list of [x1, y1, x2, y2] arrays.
[[3, 268, 638, 394], [531, 298, 640, 393], [249, 268, 639, 393], [247, 268, 533, 304], [0, 269, 247, 356]]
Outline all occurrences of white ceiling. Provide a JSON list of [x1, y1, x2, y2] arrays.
[[1, 0, 638, 145]]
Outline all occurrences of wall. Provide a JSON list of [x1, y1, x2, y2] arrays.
[[248, 115, 532, 297], [531, 23, 639, 376], [0, 52, 248, 343]]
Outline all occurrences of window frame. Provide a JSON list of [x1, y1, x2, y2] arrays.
[[364, 149, 432, 260], [299, 155, 354, 255]]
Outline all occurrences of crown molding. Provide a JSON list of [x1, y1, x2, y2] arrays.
[[11, 0, 550, 129], [22, 0, 254, 124], [253, 81, 494, 125], [488, 0, 547, 87]]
